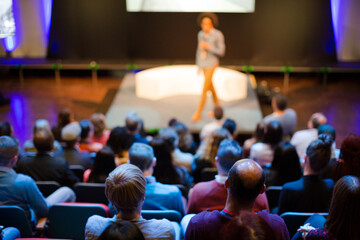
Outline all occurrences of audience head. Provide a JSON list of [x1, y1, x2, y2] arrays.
[[271, 142, 302, 186], [326, 176, 360, 240], [318, 124, 336, 142], [254, 122, 265, 142], [88, 146, 116, 183], [305, 134, 332, 172], [308, 112, 327, 129], [57, 108, 73, 127], [214, 105, 224, 120], [215, 139, 242, 175], [33, 119, 51, 134], [226, 159, 265, 205], [91, 113, 106, 137], [61, 122, 81, 147], [107, 126, 127, 156], [168, 118, 178, 127], [221, 211, 275, 240], [0, 121, 12, 137], [158, 127, 179, 150], [34, 129, 55, 153], [222, 119, 237, 136], [340, 133, 360, 178], [98, 221, 145, 240], [79, 119, 93, 140], [0, 136, 19, 167], [272, 93, 287, 111], [262, 121, 282, 146], [125, 111, 141, 134], [105, 163, 146, 214], [207, 128, 233, 164], [129, 143, 155, 173]]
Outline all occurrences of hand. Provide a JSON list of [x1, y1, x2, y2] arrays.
[[199, 41, 210, 50], [297, 223, 315, 239]]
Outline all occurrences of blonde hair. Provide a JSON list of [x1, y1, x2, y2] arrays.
[[105, 164, 146, 212]]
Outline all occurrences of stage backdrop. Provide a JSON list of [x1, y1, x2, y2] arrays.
[[48, 0, 336, 65]]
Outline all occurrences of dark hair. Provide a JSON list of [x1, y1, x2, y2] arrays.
[[80, 119, 92, 140], [207, 128, 232, 165], [129, 143, 154, 172], [0, 121, 12, 136], [58, 108, 72, 127], [221, 211, 276, 240], [214, 105, 223, 120], [88, 146, 116, 183], [197, 12, 219, 27], [254, 122, 265, 142], [306, 134, 332, 172], [217, 139, 242, 173], [263, 121, 282, 147], [318, 124, 336, 142], [151, 137, 181, 184], [98, 221, 145, 240], [228, 160, 265, 203], [271, 142, 302, 186], [125, 115, 140, 133], [107, 127, 127, 156], [168, 118, 178, 127], [273, 94, 287, 111], [326, 176, 360, 240], [340, 133, 360, 178], [34, 129, 54, 153], [222, 119, 237, 136], [158, 127, 178, 150], [172, 122, 196, 154], [0, 136, 19, 166]]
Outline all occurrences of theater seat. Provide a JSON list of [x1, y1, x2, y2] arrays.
[[0, 205, 34, 238]]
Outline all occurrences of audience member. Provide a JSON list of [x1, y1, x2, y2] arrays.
[[15, 129, 79, 187], [250, 120, 283, 167], [290, 113, 327, 160], [278, 135, 334, 215], [185, 159, 289, 240], [0, 136, 75, 226], [106, 126, 127, 157], [0, 121, 12, 137], [90, 113, 110, 146], [23, 119, 63, 154], [150, 137, 192, 193], [85, 163, 175, 240], [221, 118, 237, 138], [123, 111, 149, 150], [318, 124, 339, 159], [199, 105, 224, 142], [79, 119, 103, 153], [129, 143, 185, 215], [51, 108, 73, 142], [243, 122, 265, 158], [158, 127, 194, 171], [332, 133, 360, 182], [299, 176, 360, 240], [84, 146, 116, 183], [61, 122, 92, 169], [264, 142, 302, 187], [97, 221, 145, 240], [187, 139, 269, 214], [171, 121, 197, 155], [263, 93, 297, 140]]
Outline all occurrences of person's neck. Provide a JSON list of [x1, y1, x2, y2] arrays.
[[274, 109, 285, 115], [224, 197, 254, 214], [118, 209, 141, 220], [303, 165, 318, 176]]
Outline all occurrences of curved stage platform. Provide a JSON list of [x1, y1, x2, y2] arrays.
[[105, 65, 262, 133]]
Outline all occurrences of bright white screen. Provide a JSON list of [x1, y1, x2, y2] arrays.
[[126, 0, 255, 13], [0, 0, 15, 38]]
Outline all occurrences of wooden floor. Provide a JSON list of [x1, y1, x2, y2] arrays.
[[1, 70, 359, 147]]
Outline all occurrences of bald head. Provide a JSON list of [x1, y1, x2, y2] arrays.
[[227, 159, 265, 203], [308, 113, 327, 129]]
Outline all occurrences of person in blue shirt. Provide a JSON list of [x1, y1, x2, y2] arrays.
[[128, 143, 185, 216]]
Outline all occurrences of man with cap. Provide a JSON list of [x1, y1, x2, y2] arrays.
[[15, 129, 79, 187], [60, 122, 92, 169]]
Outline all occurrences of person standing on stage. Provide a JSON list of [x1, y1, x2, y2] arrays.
[[192, 13, 225, 122]]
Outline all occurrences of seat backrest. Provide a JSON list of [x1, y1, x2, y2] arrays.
[[265, 186, 282, 211], [35, 181, 61, 197], [74, 182, 108, 204], [141, 210, 182, 223], [69, 165, 85, 181], [48, 203, 108, 240], [0, 205, 33, 237], [280, 212, 328, 238]]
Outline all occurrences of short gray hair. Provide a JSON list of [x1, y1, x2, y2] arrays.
[[0, 136, 19, 166]]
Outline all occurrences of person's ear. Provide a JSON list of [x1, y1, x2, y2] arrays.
[[260, 184, 266, 194], [9, 155, 18, 168], [152, 158, 157, 167]]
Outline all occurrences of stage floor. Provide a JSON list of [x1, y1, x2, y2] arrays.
[[105, 73, 262, 133]]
